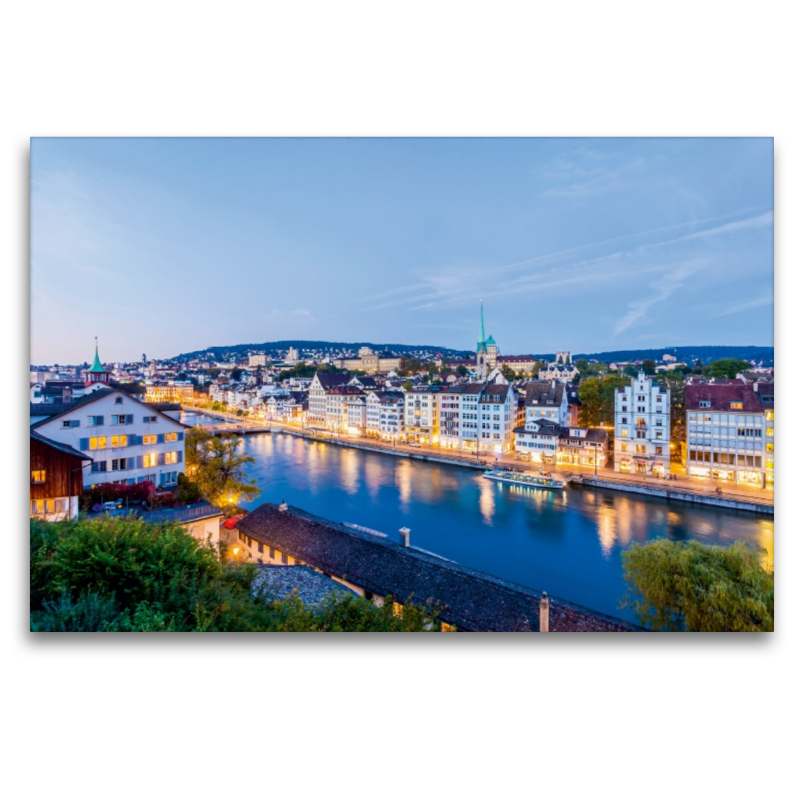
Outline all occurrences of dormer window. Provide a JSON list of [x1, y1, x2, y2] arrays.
[[730, 402, 743, 409], [699, 400, 710, 408]]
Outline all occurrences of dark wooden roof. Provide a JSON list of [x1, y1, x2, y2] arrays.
[[237, 503, 637, 632]]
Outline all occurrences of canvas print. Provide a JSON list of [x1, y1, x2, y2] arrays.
[[29, 137, 774, 632]]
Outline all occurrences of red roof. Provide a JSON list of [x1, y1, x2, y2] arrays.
[[685, 382, 772, 413]]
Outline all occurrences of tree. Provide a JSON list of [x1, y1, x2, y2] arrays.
[[501, 364, 516, 381], [29, 517, 445, 632], [185, 428, 260, 511], [621, 539, 773, 632], [641, 359, 657, 375], [702, 358, 752, 379], [578, 374, 629, 428], [230, 367, 243, 382], [575, 358, 589, 374], [456, 365, 469, 377], [402, 380, 413, 391]]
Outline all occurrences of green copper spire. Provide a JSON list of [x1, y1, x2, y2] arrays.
[[86, 337, 106, 373], [480, 301, 485, 345]]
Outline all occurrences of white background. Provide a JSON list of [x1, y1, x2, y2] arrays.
[[3, 2, 795, 799]]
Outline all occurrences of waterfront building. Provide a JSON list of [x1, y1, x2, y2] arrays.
[[404, 385, 441, 445], [478, 383, 520, 454], [30, 430, 92, 520], [308, 372, 351, 424], [324, 385, 365, 433], [346, 395, 367, 435], [524, 381, 569, 426], [685, 381, 773, 488], [333, 347, 402, 374], [30, 387, 188, 489], [614, 372, 671, 477], [514, 418, 562, 464], [556, 427, 609, 468], [365, 391, 405, 441]]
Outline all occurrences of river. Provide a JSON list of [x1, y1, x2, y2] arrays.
[[183, 412, 774, 622]]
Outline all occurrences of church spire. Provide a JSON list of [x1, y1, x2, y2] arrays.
[[479, 301, 486, 346]]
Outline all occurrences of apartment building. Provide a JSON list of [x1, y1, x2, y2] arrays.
[[614, 373, 671, 477], [404, 386, 441, 445], [685, 381, 773, 488], [365, 391, 405, 441], [31, 387, 188, 489], [324, 385, 365, 433], [477, 384, 520, 454], [524, 382, 570, 426], [308, 373, 352, 424]]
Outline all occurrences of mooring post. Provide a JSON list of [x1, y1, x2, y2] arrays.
[[539, 591, 550, 632]]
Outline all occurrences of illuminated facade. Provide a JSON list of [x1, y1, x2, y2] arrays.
[[614, 373, 671, 477], [684, 381, 773, 488]]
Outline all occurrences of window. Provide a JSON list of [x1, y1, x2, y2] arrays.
[[165, 451, 178, 464], [281, 552, 288, 565], [143, 415, 157, 423], [143, 453, 157, 468], [621, 428, 628, 437], [656, 432, 662, 440], [699, 400, 710, 408], [766, 443, 774, 452], [765, 410, 774, 421], [620, 417, 627, 424], [143, 434, 157, 445], [636, 444, 646, 454], [258, 542, 264, 553], [90, 461, 107, 473], [655, 446, 663, 455], [111, 435, 128, 448], [31, 470, 46, 483], [621, 443, 627, 452], [111, 414, 133, 425], [62, 419, 79, 428], [115, 397, 124, 405], [87, 415, 104, 426], [730, 402, 742, 409], [89, 436, 107, 450], [111, 458, 130, 471], [766, 427, 774, 437]]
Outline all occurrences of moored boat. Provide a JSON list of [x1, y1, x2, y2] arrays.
[[482, 469, 568, 490]]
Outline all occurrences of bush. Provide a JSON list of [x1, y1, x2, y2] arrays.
[[30, 517, 446, 632]]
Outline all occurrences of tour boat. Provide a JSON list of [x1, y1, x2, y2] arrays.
[[482, 469, 568, 490]]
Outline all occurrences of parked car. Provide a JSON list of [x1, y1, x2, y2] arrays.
[[102, 500, 122, 511], [408, 442, 421, 448]]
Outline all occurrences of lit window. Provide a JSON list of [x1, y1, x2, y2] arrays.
[[143, 434, 157, 445], [165, 451, 178, 464], [31, 470, 46, 483], [143, 453, 157, 468], [730, 402, 743, 409], [621, 429, 628, 437], [766, 427, 774, 437], [89, 437, 107, 450], [165, 432, 178, 442], [766, 443, 774, 452], [111, 435, 128, 448]]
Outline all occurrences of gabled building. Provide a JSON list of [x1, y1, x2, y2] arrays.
[[30, 387, 188, 489], [614, 372, 671, 477], [30, 430, 92, 520], [404, 385, 441, 445], [308, 372, 352, 425], [523, 381, 569, 426]]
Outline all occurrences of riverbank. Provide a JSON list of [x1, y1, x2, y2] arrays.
[[183, 406, 774, 515]]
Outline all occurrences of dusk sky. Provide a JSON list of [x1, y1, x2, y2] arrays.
[[30, 137, 773, 364]]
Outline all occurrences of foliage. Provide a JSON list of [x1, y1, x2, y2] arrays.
[[29, 518, 445, 632], [575, 358, 589, 373], [577, 373, 629, 428], [621, 539, 774, 632], [702, 358, 752, 379], [664, 375, 686, 447], [278, 363, 318, 380], [456, 365, 469, 377], [185, 429, 260, 510], [501, 364, 516, 380], [641, 359, 657, 375], [176, 473, 203, 504], [230, 367, 242, 381], [399, 356, 423, 375], [402, 380, 413, 391]]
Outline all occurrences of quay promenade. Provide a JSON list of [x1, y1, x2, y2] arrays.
[[183, 405, 774, 515]]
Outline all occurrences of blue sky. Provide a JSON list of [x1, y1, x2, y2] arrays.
[[30, 138, 773, 364]]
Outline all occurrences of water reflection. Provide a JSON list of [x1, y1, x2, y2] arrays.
[[181, 419, 774, 621]]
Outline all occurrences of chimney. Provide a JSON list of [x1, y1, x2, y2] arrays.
[[278, 500, 288, 512], [399, 527, 411, 547], [539, 592, 550, 632]]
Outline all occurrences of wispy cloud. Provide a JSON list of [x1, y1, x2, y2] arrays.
[[614, 260, 708, 336], [540, 154, 647, 199], [715, 296, 773, 317]]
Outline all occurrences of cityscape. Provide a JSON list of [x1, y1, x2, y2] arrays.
[[29, 137, 774, 632]]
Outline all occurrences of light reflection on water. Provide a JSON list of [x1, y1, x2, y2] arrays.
[[185, 417, 774, 621]]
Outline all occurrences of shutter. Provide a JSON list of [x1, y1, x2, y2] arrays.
[[177, 451, 183, 463], [79, 438, 89, 450], [157, 433, 165, 444], [127, 414, 134, 424], [137, 456, 144, 469], [157, 452, 165, 466], [177, 431, 184, 441], [97, 416, 104, 425], [128, 434, 137, 446]]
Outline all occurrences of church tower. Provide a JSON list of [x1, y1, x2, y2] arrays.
[[476, 302, 488, 381], [82, 338, 111, 387]]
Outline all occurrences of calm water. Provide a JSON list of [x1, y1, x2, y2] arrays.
[[185, 413, 774, 622]]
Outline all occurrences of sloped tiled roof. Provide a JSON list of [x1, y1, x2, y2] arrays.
[[685, 382, 772, 413], [525, 382, 565, 406], [237, 503, 637, 632]]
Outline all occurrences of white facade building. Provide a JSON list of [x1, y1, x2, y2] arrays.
[[523, 382, 569, 426], [30, 388, 188, 489], [614, 373, 671, 477]]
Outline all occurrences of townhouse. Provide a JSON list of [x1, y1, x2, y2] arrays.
[[523, 381, 570, 426], [308, 373, 352, 424], [31, 387, 188, 489], [324, 385, 365, 433], [404, 385, 441, 445], [365, 391, 405, 441], [685, 380, 773, 488], [477, 383, 520, 454], [614, 372, 671, 477]]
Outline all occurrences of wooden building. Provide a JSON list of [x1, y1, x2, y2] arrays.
[[30, 430, 92, 521]]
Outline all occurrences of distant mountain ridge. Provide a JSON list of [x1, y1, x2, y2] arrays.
[[172, 342, 773, 366]]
